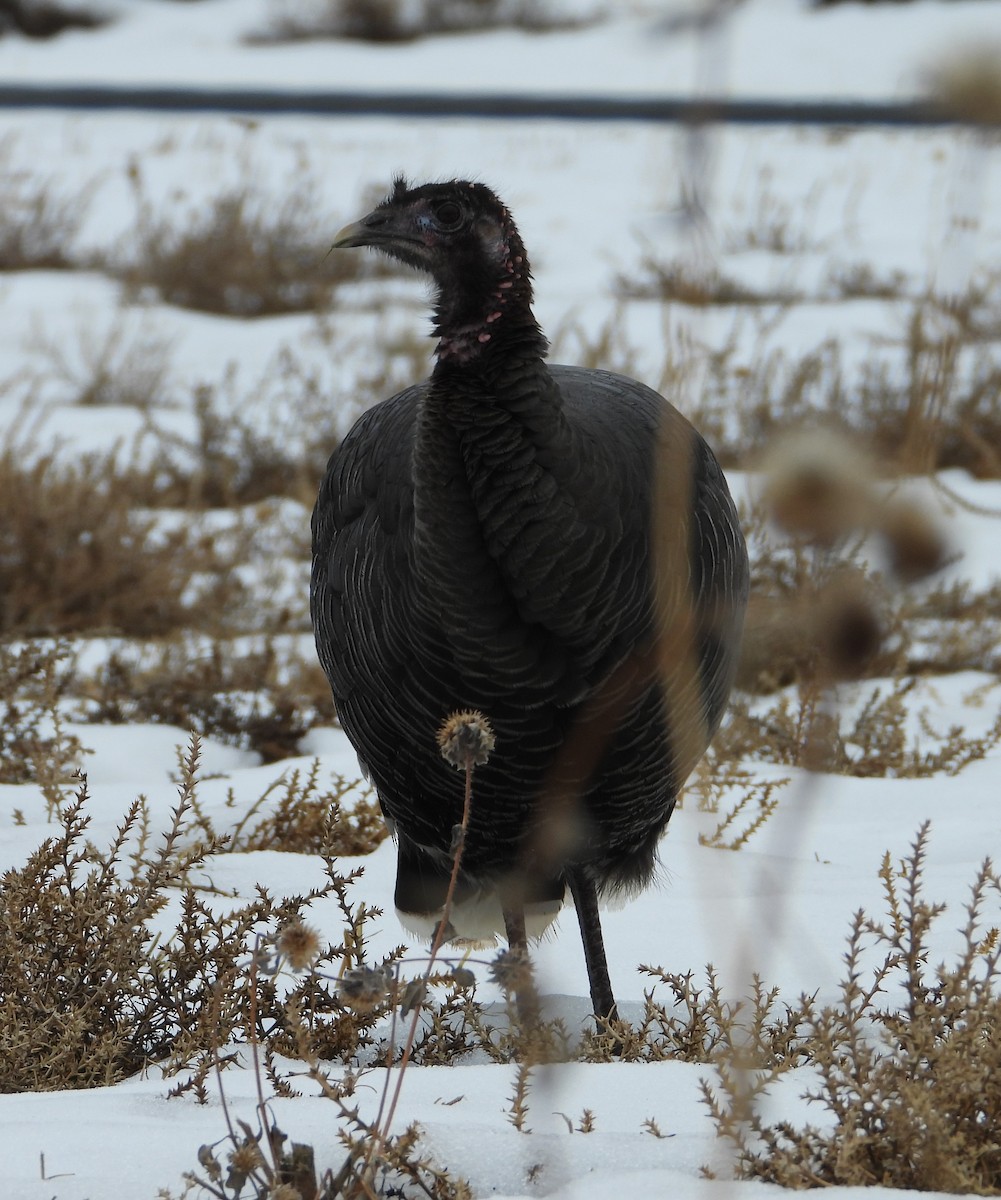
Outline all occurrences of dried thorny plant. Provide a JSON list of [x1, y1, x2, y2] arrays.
[[717, 423, 996, 783], [703, 823, 1001, 1191], [273, 1004, 476, 1200], [1, 739, 243, 1092], [82, 637, 332, 762], [689, 768, 788, 852], [339, 709, 503, 1194], [901, 576, 1001, 676], [0, 734, 400, 1096], [183, 757, 387, 857], [606, 965, 808, 1068], [716, 673, 1001, 778], [175, 710, 573, 1198], [0, 640, 81, 812], [189, 1117, 332, 1200], [170, 711, 501, 1199], [183, 1007, 473, 1200]]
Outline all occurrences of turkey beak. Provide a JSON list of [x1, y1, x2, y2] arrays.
[[331, 207, 414, 251], [331, 217, 377, 249]]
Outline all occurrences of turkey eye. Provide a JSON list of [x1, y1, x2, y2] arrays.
[[432, 201, 463, 230]]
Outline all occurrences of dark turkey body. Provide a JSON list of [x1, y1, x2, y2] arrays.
[[311, 364, 747, 918]]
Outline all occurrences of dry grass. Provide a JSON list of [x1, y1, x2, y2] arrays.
[[0, 446, 249, 638], [760, 311, 1001, 478], [25, 314, 175, 410], [14, 340, 348, 516], [618, 253, 795, 307], [609, 189, 1001, 480], [256, 0, 593, 43], [723, 170, 824, 256], [113, 164, 388, 316], [557, 289, 1001, 482], [144, 357, 347, 510], [0, 133, 91, 270], [826, 260, 909, 300], [0, 0, 109, 38], [859, 302, 1001, 478]]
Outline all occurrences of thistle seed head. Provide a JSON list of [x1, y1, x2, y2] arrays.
[[400, 978, 428, 1014], [268, 1186, 305, 1200], [762, 428, 874, 546], [276, 921, 321, 971], [926, 44, 1001, 124], [229, 1141, 266, 1175], [814, 572, 882, 679], [879, 499, 949, 582], [452, 965, 477, 989], [338, 964, 393, 1013], [437, 709, 496, 769], [489, 946, 535, 994]]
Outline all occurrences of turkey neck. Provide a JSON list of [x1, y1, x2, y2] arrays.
[[412, 317, 586, 692]]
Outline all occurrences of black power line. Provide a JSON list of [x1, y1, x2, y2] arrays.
[[0, 83, 990, 127]]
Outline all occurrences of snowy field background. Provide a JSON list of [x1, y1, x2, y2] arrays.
[[0, 1, 999, 1198]]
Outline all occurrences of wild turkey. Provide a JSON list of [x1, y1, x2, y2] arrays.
[[311, 177, 749, 1023]]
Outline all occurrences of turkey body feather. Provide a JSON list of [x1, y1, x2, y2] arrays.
[[312, 365, 744, 904], [310, 178, 748, 1020]]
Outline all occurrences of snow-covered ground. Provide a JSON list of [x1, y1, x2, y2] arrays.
[[1, 2, 1000, 1198]]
